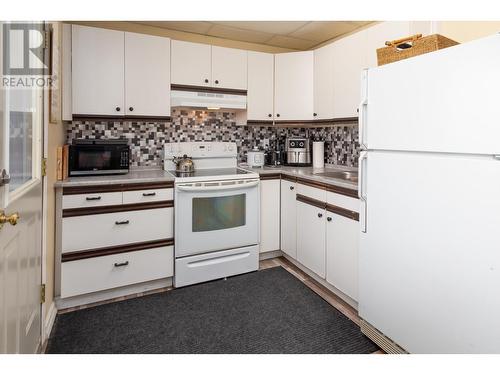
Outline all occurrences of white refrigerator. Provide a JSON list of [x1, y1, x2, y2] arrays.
[[358, 33, 500, 353]]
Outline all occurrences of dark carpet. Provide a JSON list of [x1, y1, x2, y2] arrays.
[[46, 266, 378, 354]]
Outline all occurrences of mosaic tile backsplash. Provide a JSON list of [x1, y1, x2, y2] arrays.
[[67, 109, 360, 168]]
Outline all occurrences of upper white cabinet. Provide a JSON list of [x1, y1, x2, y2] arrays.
[[247, 51, 274, 121], [274, 51, 314, 121], [171, 40, 212, 87], [211, 46, 247, 90], [260, 179, 281, 253], [171, 41, 247, 90], [331, 30, 367, 119], [72, 25, 125, 116], [313, 43, 335, 120], [125, 32, 171, 117], [72, 25, 171, 117]]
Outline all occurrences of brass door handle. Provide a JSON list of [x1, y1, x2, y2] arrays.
[[0, 211, 20, 229]]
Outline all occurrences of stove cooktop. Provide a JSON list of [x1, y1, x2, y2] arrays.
[[168, 167, 259, 182]]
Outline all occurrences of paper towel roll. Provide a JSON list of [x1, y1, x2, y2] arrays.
[[313, 141, 325, 169]]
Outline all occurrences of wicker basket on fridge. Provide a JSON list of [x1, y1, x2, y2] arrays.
[[377, 34, 459, 66]]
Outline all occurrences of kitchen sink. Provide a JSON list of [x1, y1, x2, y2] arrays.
[[313, 170, 358, 182]]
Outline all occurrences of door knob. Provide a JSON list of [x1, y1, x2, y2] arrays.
[[0, 211, 20, 229]]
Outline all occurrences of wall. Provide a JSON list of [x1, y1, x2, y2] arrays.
[[67, 109, 360, 167], [44, 22, 67, 328], [438, 21, 500, 43]]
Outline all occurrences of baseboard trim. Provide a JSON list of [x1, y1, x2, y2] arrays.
[[259, 250, 283, 260], [282, 253, 358, 310], [55, 277, 173, 310]]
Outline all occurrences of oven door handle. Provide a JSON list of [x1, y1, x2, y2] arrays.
[[176, 180, 259, 192]]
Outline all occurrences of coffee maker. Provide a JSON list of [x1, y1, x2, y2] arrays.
[[285, 137, 311, 166], [264, 139, 285, 167]]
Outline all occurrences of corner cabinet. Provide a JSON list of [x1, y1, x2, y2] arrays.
[[260, 178, 281, 253], [280, 178, 297, 258], [72, 25, 171, 117], [247, 51, 274, 122], [313, 43, 335, 120], [171, 40, 247, 90], [274, 51, 314, 121]]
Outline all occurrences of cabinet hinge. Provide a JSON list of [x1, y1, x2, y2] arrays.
[[41, 158, 47, 177], [40, 284, 46, 304]]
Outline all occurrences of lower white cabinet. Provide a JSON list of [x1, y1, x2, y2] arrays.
[[61, 246, 174, 298], [296, 201, 326, 278], [280, 179, 297, 258], [62, 207, 173, 253], [326, 211, 359, 301], [260, 179, 280, 253]]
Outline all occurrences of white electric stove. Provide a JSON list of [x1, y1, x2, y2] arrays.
[[164, 142, 260, 287]]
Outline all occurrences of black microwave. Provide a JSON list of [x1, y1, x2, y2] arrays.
[[69, 139, 130, 176]]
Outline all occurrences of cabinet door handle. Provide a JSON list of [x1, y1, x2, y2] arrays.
[[276, 113, 280, 117], [85, 196, 102, 201], [318, 213, 323, 218], [313, 113, 317, 117], [327, 217, 332, 222], [115, 220, 130, 225], [204, 79, 209, 83], [142, 192, 156, 197], [268, 114, 272, 118], [214, 79, 219, 84], [114, 261, 129, 267], [115, 107, 121, 112], [129, 107, 134, 112], [289, 186, 294, 190]]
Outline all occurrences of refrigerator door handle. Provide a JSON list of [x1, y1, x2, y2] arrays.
[[359, 69, 369, 150], [359, 151, 368, 233]]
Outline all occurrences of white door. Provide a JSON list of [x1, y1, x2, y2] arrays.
[[331, 30, 367, 119], [71, 25, 125, 116], [211, 46, 247, 90], [274, 51, 314, 121], [0, 23, 44, 353], [259, 179, 280, 253], [125, 32, 170, 117], [170, 40, 212, 87], [359, 150, 500, 353], [247, 51, 274, 121], [313, 43, 335, 120], [296, 201, 326, 278], [280, 179, 297, 259], [363, 34, 500, 155], [325, 212, 359, 300]]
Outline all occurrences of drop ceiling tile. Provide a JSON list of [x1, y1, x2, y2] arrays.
[[264, 35, 316, 50], [212, 21, 309, 35], [289, 21, 360, 42], [137, 21, 213, 35], [207, 24, 273, 44]]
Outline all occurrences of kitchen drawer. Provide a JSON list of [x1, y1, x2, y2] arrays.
[[62, 191, 122, 209], [62, 207, 173, 253], [297, 182, 326, 202], [122, 188, 173, 204], [61, 246, 173, 298], [327, 191, 359, 212]]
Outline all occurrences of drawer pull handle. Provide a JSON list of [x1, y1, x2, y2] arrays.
[[115, 220, 130, 225], [142, 192, 156, 197], [114, 261, 129, 267], [86, 196, 102, 201]]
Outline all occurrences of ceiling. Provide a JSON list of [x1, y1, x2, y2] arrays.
[[134, 21, 374, 50]]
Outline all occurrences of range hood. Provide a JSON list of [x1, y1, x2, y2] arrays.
[[171, 90, 247, 110]]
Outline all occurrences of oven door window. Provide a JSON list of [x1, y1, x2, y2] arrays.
[[192, 194, 246, 232]]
